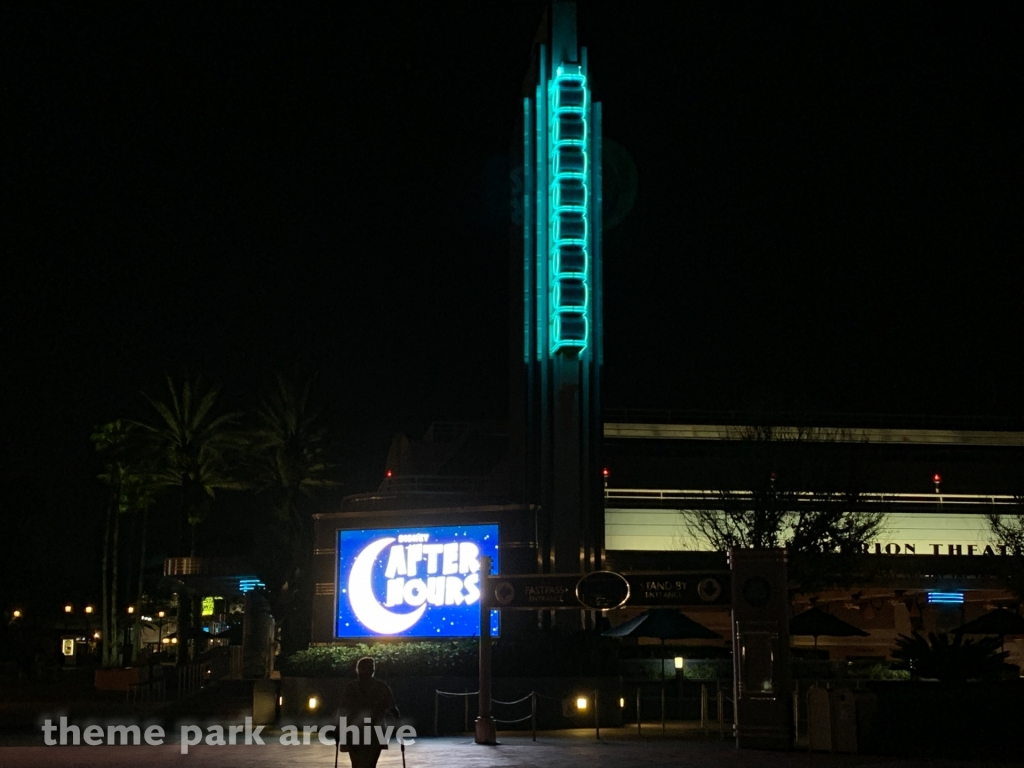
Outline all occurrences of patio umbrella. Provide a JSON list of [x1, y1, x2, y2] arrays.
[[212, 624, 243, 643], [789, 607, 869, 649], [954, 608, 1024, 637], [603, 609, 721, 680]]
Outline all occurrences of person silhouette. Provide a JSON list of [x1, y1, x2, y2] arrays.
[[336, 656, 400, 768]]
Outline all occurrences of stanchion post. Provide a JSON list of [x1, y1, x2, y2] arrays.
[[793, 685, 799, 742], [434, 691, 439, 736], [594, 688, 600, 740], [531, 691, 537, 742], [702, 684, 709, 736], [464, 689, 469, 733], [661, 687, 666, 734], [636, 686, 641, 736], [717, 680, 724, 738], [474, 555, 497, 745]]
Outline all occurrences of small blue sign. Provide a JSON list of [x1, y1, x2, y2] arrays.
[[336, 524, 499, 638]]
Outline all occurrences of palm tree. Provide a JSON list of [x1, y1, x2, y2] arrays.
[[247, 372, 338, 652], [135, 376, 242, 557], [92, 420, 156, 667]]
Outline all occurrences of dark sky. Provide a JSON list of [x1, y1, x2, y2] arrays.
[[2, 3, 1023, 597]]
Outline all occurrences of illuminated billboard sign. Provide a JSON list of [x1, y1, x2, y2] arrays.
[[336, 524, 499, 638]]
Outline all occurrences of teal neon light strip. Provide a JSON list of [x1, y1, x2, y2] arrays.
[[548, 64, 589, 354]]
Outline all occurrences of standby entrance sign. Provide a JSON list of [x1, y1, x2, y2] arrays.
[[335, 524, 499, 638]]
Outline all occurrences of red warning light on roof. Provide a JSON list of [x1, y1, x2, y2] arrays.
[[933, 473, 942, 483], [385, 470, 393, 479]]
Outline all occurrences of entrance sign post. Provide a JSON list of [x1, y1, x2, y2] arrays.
[[474, 555, 497, 745], [729, 548, 792, 750]]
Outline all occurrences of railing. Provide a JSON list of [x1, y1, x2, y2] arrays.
[[177, 660, 212, 698], [126, 677, 166, 707], [434, 683, 728, 740]]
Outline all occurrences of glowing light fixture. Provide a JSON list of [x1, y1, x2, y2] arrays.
[[575, 696, 588, 711], [927, 592, 963, 604], [308, 696, 319, 710], [93, 631, 100, 639], [12, 610, 21, 619], [239, 578, 266, 594], [64, 604, 73, 614], [84, 606, 94, 614], [619, 697, 625, 708], [548, 64, 590, 355], [161, 637, 170, 645], [170, 637, 178, 644], [674, 656, 684, 670], [157, 610, 166, 618], [127, 606, 135, 614], [278, 696, 283, 707]]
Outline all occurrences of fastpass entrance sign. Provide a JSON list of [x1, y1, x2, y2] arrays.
[[335, 524, 499, 638]]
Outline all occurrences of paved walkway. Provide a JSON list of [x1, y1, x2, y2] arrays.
[[0, 732, 1015, 768]]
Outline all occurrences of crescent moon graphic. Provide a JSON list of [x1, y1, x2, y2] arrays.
[[348, 537, 426, 635]]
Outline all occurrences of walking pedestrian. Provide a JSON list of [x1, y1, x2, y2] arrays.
[[336, 656, 400, 768]]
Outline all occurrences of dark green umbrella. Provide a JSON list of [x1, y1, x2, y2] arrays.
[[603, 609, 721, 680], [789, 607, 868, 649], [955, 608, 1024, 647], [604, 608, 722, 641]]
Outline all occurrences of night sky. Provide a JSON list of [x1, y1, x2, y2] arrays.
[[2, 3, 1022, 600]]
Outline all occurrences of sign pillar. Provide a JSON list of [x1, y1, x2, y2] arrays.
[[729, 548, 792, 750], [475, 555, 497, 745]]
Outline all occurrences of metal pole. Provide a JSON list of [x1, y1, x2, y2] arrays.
[[464, 689, 469, 733], [636, 686, 641, 736], [474, 555, 496, 744], [661, 687, 665, 734], [702, 684, 708, 736], [531, 691, 537, 742], [793, 684, 799, 742], [433, 691, 439, 736], [717, 680, 724, 738], [594, 688, 600, 740]]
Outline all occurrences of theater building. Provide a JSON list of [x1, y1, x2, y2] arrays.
[[311, 1, 1023, 672]]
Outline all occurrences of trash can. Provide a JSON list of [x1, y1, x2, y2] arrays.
[[807, 686, 832, 751], [830, 688, 877, 754], [252, 678, 279, 726]]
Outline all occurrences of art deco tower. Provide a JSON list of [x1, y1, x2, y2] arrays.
[[511, 0, 604, 588]]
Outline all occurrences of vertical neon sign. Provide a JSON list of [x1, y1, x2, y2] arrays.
[[548, 64, 589, 355]]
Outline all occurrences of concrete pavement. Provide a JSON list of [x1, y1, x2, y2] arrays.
[[0, 731, 1017, 768]]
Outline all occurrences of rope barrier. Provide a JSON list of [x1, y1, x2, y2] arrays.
[[493, 714, 534, 724], [436, 690, 480, 697], [491, 693, 534, 706]]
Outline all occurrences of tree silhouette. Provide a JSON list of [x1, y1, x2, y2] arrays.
[[135, 376, 242, 557]]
